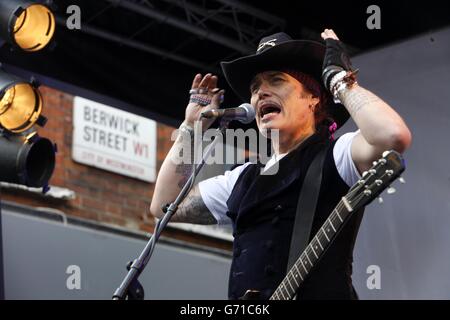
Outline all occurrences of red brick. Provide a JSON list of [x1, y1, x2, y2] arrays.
[[106, 203, 122, 216], [3, 85, 229, 251], [99, 214, 127, 227], [81, 196, 106, 212]]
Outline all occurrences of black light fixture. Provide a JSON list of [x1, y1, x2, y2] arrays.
[[0, 70, 45, 132], [0, 68, 55, 188], [0, 0, 55, 52]]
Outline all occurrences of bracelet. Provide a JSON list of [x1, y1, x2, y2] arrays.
[[189, 94, 212, 106], [329, 70, 347, 103], [332, 81, 348, 103], [329, 69, 359, 103]]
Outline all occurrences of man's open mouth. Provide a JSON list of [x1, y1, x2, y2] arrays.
[[259, 104, 282, 120]]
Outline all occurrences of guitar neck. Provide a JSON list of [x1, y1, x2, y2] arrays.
[[270, 197, 353, 300]]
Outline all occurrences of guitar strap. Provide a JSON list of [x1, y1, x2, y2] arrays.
[[287, 142, 329, 272]]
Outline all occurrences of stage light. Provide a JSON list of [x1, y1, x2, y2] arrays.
[[0, 69, 55, 188], [0, 0, 55, 52], [0, 69, 45, 133], [0, 132, 55, 188]]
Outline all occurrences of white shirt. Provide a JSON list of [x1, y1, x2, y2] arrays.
[[198, 131, 362, 225]]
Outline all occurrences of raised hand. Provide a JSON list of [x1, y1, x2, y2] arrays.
[[185, 73, 224, 131], [321, 28, 340, 41], [320, 28, 354, 92]]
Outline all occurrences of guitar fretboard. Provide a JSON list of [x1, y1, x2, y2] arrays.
[[270, 199, 352, 300]]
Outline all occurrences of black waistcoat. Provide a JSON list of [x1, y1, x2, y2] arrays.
[[226, 133, 364, 300]]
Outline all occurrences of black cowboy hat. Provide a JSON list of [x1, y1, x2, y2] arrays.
[[220, 32, 350, 128]]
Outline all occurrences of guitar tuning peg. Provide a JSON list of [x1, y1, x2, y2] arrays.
[[362, 171, 368, 177], [378, 197, 384, 204], [399, 177, 406, 184], [382, 150, 390, 157], [372, 161, 378, 166], [387, 187, 396, 194]]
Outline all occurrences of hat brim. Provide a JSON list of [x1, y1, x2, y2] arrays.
[[221, 40, 350, 128]]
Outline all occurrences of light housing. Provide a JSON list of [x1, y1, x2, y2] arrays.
[[0, 0, 55, 52], [0, 70, 45, 133], [0, 69, 55, 188], [0, 132, 55, 188]]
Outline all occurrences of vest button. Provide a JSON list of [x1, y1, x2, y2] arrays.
[[265, 265, 276, 276], [274, 204, 283, 211], [271, 216, 280, 225], [265, 240, 274, 250]]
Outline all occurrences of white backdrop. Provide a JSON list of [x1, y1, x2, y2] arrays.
[[345, 27, 450, 299]]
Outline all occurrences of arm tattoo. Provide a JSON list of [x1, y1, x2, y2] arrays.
[[169, 126, 216, 224], [175, 163, 192, 188], [339, 86, 382, 117], [175, 186, 217, 225], [173, 125, 196, 188]]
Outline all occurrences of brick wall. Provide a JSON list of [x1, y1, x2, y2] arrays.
[[1, 86, 232, 251]]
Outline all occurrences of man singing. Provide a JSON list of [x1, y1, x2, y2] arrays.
[[150, 29, 411, 299]]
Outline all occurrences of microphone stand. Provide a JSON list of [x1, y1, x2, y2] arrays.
[[112, 119, 230, 300], [0, 187, 4, 300]]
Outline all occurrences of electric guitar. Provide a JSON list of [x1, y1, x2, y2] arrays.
[[241, 150, 406, 300]]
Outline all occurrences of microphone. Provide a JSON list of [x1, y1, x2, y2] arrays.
[[200, 103, 256, 124]]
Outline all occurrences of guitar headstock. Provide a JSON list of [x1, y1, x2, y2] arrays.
[[346, 150, 406, 211]]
